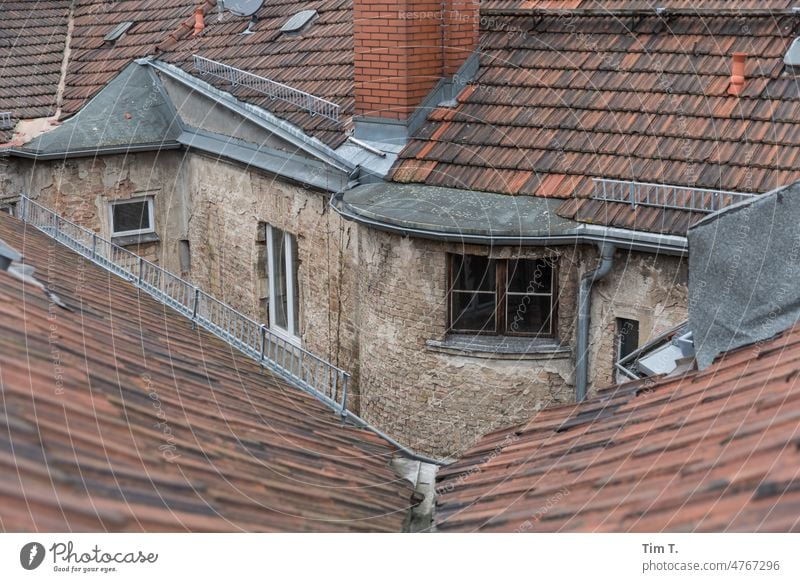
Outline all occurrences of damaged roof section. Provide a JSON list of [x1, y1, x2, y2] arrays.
[[0, 0, 72, 142], [0, 213, 415, 532], [392, 8, 800, 235]]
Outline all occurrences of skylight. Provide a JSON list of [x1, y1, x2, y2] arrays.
[[104, 21, 134, 43], [784, 37, 800, 67], [280, 10, 317, 34]]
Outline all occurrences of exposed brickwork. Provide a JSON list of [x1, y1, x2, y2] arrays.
[[354, 1, 478, 119]]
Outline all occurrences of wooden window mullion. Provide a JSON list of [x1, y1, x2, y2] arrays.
[[496, 260, 506, 334]]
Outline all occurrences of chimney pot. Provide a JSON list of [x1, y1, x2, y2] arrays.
[[728, 52, 747, 96], [193, 7, 205, 37]]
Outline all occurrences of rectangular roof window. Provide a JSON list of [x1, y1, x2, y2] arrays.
[[104, 21, 134, 43]]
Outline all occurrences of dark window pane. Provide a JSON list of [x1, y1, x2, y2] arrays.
[[451, 291, 496, 332], [452, 255, 495, 292], [112, 201, 150, 233], [617, 318, 639, 359], [508, 258, 552, 293], [271, 226, 288, 330], [506, 294, 552, 334]]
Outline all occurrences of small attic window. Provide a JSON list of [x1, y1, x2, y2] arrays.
[[784, 37, 800, 73], [104, 21, 134, 43], [280, 10, 317, 35]]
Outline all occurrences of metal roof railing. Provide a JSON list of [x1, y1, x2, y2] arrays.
[[591, 178, 756, 214], [193, 55, 340, 123], [0, 112, 13, 130], [17, 195, 351, 417]]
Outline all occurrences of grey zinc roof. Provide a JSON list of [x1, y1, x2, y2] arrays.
[[19, 62, 182, 157], [339, 183, 579, 239]]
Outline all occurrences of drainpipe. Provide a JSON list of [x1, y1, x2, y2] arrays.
[[576, 243, 615, 402]]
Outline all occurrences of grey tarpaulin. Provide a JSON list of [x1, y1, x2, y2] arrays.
[[688, 181, 800, 370]]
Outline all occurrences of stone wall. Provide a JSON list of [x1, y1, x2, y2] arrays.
[[7, 152, 188, 270], [587, 248, 689, 390], [6, 152, 689, 458], [353, 228, 689, 457], [355, 229, 585, 457], [183, 153, 360, 391]]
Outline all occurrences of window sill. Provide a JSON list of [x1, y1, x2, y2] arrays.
[[425, 335, 571, 360], [112, 232, 160, 246]]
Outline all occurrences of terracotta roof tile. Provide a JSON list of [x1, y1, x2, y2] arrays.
[[436, 320, 800, 532], [0, 214, 414, 532], [0, 1, 71, 126], [392, 8, 800, 234]]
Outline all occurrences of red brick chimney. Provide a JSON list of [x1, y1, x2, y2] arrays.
[[354, 1, 479, 121]]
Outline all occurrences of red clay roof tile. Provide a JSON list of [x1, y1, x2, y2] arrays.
[[0, 213, 414, 532]]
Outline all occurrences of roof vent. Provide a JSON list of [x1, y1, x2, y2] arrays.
[[104, 21, 134, 43], [784, 37, 800, 67], [0, 111, 13, 130], [727, 52, 747, 96], [280, 10, 318, 34]]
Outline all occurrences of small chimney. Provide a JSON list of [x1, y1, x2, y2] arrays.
[[727, 52, 747, 96], [193, 7, 205, 36], [354, 1, 479, 125]]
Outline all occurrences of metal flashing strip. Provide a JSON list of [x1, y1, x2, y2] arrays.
[[178, 128, 350, 192], [17, 195, 442, 465], [193, 55, 340, 122], [146, 59, 355, 174]]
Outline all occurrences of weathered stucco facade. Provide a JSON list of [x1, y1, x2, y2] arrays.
[[5, 149, 688, 457], [352, 227, 688, 456]]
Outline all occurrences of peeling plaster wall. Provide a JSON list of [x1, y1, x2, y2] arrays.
[[8, 152, 188, 271], [586, 249, 689, 390], [4, 151, 689, 458], [355, 228, 582, 458], [184, 153, 360, 393]]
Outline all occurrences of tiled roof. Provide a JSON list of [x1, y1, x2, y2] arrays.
[[163, 0, 353, 148], [436, 323, 800, 532], [0, 214, 414, 532], [0, 0, 71, 139], [64, 1, 200, 117], [482, 1, 798, 11], [62, 0, 352, 148], [392, 9, 800, 235]]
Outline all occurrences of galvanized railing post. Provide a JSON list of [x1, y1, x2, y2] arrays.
[[191, 287, 200, 329], [259, 324, 267, 368], [340, 374, 349, 417], [17, 196, 358, 425]]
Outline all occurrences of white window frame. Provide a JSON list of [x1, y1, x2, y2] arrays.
[[265, 224, 300, 345], [109, 196, 155, 237]]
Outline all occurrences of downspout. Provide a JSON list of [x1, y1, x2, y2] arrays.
[[576, 243, 615, 402]]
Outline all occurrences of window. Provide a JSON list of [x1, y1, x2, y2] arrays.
[[110, 197, 154, 237], [448, 254, 557, 337], [617, 318, 640, 361], [266, 224, 299, 341]]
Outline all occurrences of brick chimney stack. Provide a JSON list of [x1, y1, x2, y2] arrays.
[[354, 1, 479, 121]]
